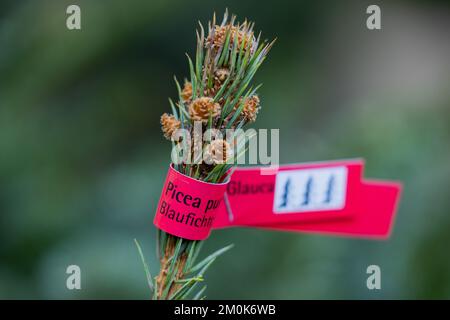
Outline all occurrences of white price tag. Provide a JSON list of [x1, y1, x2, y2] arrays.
[[273, 166, 348, 213]]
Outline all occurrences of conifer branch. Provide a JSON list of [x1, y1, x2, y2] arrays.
[[145, 10, 274, 300]]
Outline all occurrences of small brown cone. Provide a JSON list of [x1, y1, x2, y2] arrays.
[[181, 81, 192, 102], [207, 25, 255, 52], [160, 113, 181, 140], [188, 97, 221, 122], [242, 95, 260, 122], [213, 68, 230, 94], [204, 139, 233, 165]]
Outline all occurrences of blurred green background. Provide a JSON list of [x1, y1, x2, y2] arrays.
[[1, 0, 449, 299]]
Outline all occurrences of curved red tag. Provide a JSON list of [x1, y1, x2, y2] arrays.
[[153, 165, 229, 240]]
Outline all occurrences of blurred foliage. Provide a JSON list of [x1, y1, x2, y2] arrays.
[[0, 0, 449, 299]]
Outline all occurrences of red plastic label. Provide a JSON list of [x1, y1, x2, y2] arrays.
[[213, 160, 402, 239], [153, 159, 402, 240], [213, 159, 364, 228], [153, 165, 229, 240]]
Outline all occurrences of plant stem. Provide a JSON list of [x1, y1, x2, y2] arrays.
[[155, 234, 190, 299], [152, 230, 233, 300]]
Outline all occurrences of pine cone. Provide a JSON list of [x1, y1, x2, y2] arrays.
[[215, 68, 230, 82], [207, 24, 255, 52], [213, 68, 230, 93], [204, 139, 233, 164], [188, 97, 221, 122], [181, 81, 192, 102], [160, 113, 181, 140], [208, 25, 235, 48], [242, 95, 260, 122]]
